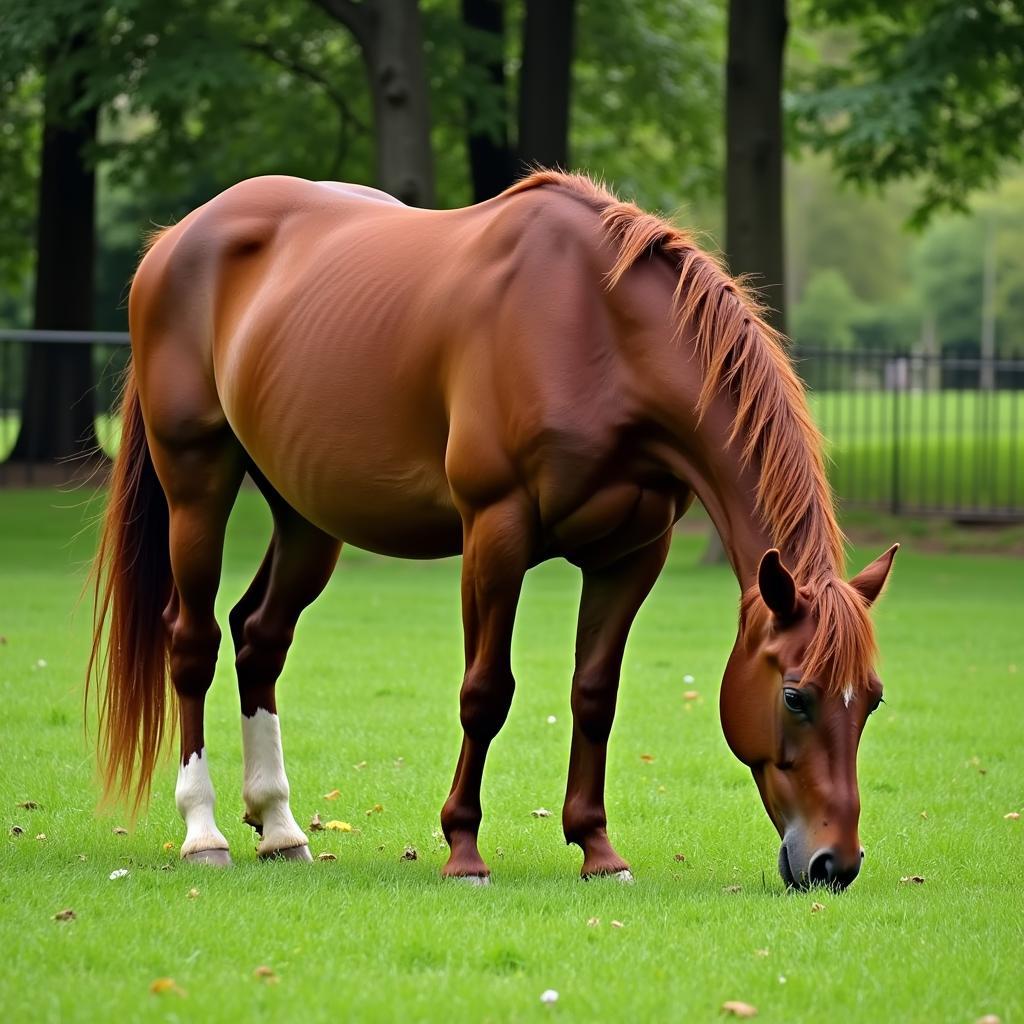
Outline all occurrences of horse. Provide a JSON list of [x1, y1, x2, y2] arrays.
[[88, 170, 897, 890]]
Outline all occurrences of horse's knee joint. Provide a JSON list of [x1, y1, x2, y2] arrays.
[[571, 670, 617, 742], [170, 621, 221, 697], [459, 666, 514, 740]]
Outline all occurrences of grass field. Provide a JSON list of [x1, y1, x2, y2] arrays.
[[1, 489, 1022, 1023]]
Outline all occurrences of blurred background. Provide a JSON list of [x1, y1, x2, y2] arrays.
[[0, 0, 1022, 527]]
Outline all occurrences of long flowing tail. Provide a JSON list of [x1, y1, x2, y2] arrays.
[[86, 365, 174, 813]]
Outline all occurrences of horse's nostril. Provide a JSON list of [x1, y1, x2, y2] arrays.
[[808, 850, 835, 886]]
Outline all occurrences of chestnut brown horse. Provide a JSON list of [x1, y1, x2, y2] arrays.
[[89, 171, 897, 890]]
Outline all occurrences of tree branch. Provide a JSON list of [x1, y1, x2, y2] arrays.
[[309, 0, 376, 55]]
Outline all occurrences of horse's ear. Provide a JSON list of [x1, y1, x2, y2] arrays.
[[758, 549, 798, 622], [850, 543, 899, 607]]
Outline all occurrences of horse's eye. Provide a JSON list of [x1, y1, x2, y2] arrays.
[[783, 687, 807, 715]]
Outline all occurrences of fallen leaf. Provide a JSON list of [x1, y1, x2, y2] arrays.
[[317, 852, 337, 862], [393, 757, 404, 768], [112, 826, 128, 836], [35, 658, 47, 668], [365, 803, 384, 816], [920, 811, 928, 820], [810, 902, 825, 913], [323, 789, 341, 800], [17, 801, 39, 810], [723, 884, 742, 894], [162, 842, 175, 852], [975, 1016, 1001, 1024], [353, 761, 368, 771], [253, 965, 278, 984], [967, 756, 987, 775], [0, 635, 6, 644], [187, 888, 199, 900], [35, 833, 46, 841], [684, 691, 700, 701], [401, 845, 418, 861], [540, 990, 559, 1004], [149, 977, 185, 996], [53, 908, 76, 922], [900, 875, 926, 885], [1004, 812, 1020, 821], [586, 917, 600, 927], [673, 853, 686, 862], [754, 949, 769, 958], [531, 808, 552, 818], [325, 820, 355, 832], [309, 813, 324, 832], [77, 853, 87, 861], [640, 753, 655, 763], [721, 1001, 758, 1018], [610, 920, 624, 929], [109, 868, 129, 880], [10, 825, 24, 837]]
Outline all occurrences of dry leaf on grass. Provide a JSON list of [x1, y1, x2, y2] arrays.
[[149, 977, 186, 997], [1004, 812, 1020, 821], [253, 966, 278, 984], [323, 789, 341, 801], [531, 808, 552, 818], [324, 820, 356, 832], [810, 902, 825, 913], [610, 920, 624, 929], [721, 1001, 758, 1017], [53, 908, 76, 922], [586, 917, 600, 927], [35, 833, 46, 841], [673, 853, 686, 862], [723, 885, 742, 894], [920, 811, 929, 820], [900, 875, 926, 885], [640, 753, 655, 763], [162, 842, 175, 852], [17, 801, 39, 810], [684, 691, 700, 701], [754, 949, 769, 958], [309, 813, 324, 832], [353, 761, 368, 771], [317, 852, 337, 862], [975, 1015, 1001, 1024], [187, 888, 199, 900], [365, 803, 384, 816], [10, 825, 24, 837], [112, 827, 128, 836], [401, 846, 418, 861]]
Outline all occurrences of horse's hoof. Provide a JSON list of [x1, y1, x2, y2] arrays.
[[183, 848, 233, 867], [446, 873, 491, 886], [259, 844, 313, 862], [582, 868, 634, 884]]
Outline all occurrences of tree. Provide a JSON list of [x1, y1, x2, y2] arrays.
[[460, 0, 513, 201], [725, 0, 789, 335], [794, 0, 1024, 227], [517, 0, 576, 170], [312, 0, 436, 206], [8, 11, 100, 463]]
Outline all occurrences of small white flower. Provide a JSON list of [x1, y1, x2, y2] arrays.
[[683, 674, 694, 684], [540, 989, 559, 1004], [108, 868, 129, 880], [546, 715, 557, 724]]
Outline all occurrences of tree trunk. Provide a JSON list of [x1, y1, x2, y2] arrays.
[[313, 0, 436, 207], [725, 0, 788, 336], [10, 38, 99, 464], [461, 0, 513, 201], [517, 0, 576, 171]]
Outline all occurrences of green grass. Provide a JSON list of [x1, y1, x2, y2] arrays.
[[1, 489, 1022, 1023]]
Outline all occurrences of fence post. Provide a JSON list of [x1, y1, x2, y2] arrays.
[[890, 358, 901, 515]]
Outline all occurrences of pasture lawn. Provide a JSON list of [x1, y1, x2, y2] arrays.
[[0, 489, 1021, 1023]]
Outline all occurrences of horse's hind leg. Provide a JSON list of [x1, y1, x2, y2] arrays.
[[230, 499, 341, 859], [150, 430, 246, 866], [563, 534, 671, 879]]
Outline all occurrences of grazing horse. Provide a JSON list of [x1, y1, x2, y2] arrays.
[[88, 171, 897, 890]]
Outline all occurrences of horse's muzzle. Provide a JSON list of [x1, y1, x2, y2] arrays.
[[779, 842, 864, 891]]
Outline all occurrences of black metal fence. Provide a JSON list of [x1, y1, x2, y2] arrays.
[[2, 333, 1023, 520], [796, 347, 1024, 521]]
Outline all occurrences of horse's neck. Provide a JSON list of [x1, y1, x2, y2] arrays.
[[664, 395, 823, 590]]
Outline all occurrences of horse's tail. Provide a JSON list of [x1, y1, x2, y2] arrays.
[[86, 364, 174, 815]]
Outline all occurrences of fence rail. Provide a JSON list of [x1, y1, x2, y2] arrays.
[[2, 332, 1023, 520]]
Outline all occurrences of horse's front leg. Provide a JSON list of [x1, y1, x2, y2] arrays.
[[563, 534, 671, 878], [440, 499, 533, 882]]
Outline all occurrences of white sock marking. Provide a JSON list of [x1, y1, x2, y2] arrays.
[[242, 709, 308, 855], [175, 748, 229, 857]]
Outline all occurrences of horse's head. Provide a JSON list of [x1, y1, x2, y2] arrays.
[[720, 544, 898, 891]]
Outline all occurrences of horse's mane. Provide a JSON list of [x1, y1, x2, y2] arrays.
[[504, 170, 877, 694]]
